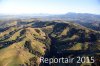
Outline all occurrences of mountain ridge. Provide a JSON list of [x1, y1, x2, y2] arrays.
[[0, 19, 100, 66]]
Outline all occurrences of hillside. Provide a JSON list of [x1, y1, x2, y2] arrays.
[[0, 22, 51, 66], [0, 20, 100, 66]]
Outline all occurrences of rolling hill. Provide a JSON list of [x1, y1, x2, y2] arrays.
[[0, 19, 100, 66]]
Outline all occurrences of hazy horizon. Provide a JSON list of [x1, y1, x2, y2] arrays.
[[0, 0, 100, 15]]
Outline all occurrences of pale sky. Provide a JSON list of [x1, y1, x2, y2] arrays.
[[0, 0, 100, 15]]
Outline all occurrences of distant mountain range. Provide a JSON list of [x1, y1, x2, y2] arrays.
[[0, 13, 100, 21], [0, 13, 100, 31]]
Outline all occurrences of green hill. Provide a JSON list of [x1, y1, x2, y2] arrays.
[[0, 20, 100, 66]]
